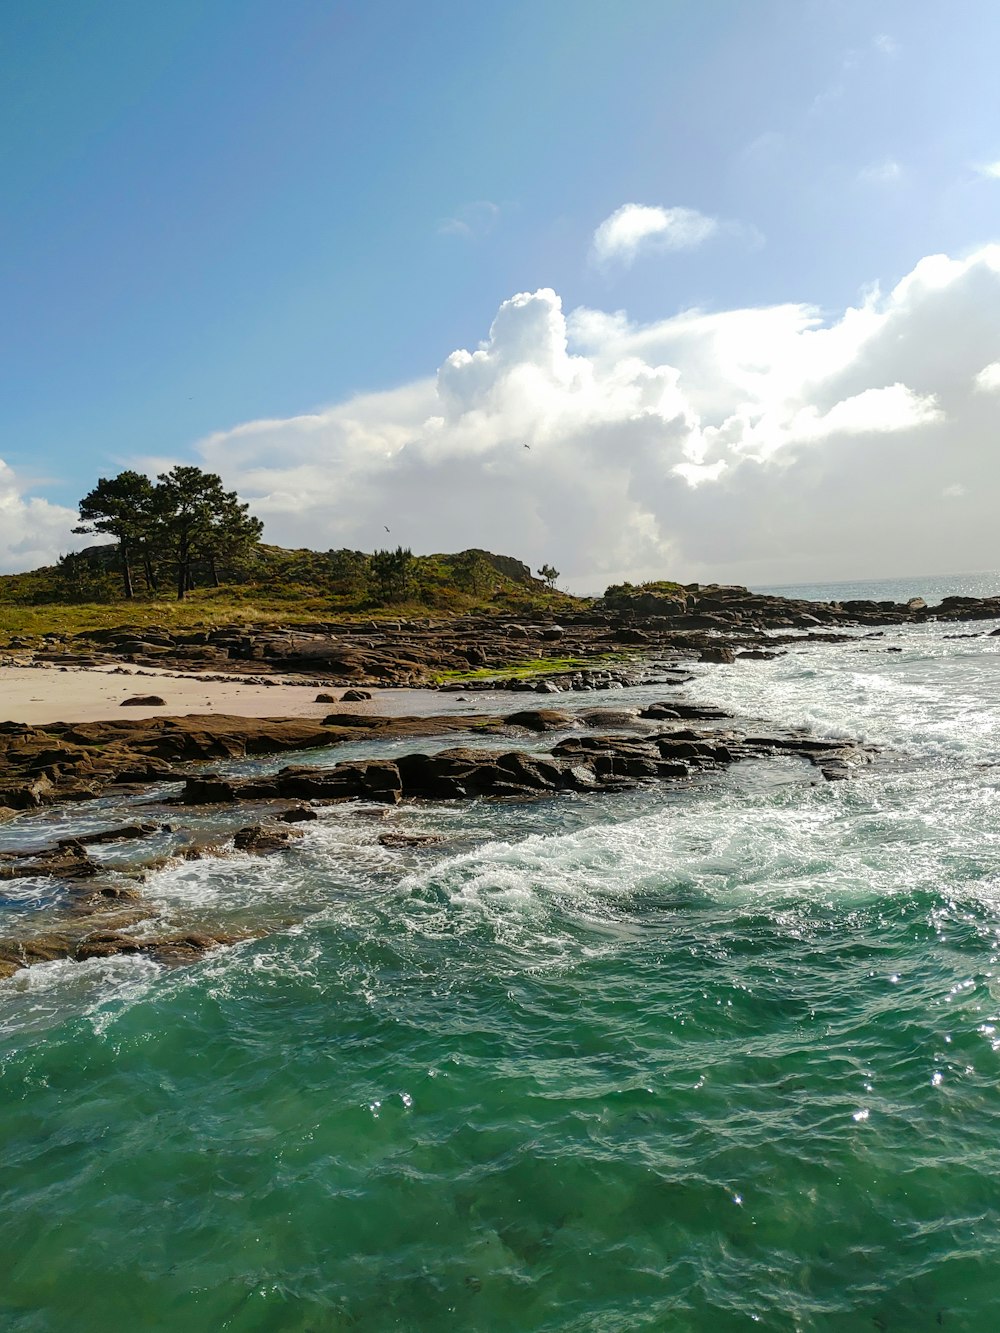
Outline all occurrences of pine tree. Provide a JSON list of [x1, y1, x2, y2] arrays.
[[74, 471, 157, 599], [154, 466, 262, 600], [370, 546, 415, 603]]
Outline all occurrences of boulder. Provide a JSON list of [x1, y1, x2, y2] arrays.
[[579, 708, 641, 729], [277, 804, 319, 823], [120, 695, 166, 707], [698, 647, 736, 664], [181, 776, 240, 804], [505, 709, 575, 731], [233, 824, 301, 854]]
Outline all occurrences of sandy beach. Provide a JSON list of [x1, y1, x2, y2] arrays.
[[0, 664, 388, 725]]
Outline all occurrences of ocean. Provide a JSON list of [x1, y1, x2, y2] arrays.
[[2, 578, 1000, 1330], [754, 569, 1000, 605]]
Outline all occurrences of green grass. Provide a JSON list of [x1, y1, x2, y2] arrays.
[[0, 593, 335, 642], [0, 547, 588, 646], [432, 653, 632, 684], [601, 578, 686, 605]]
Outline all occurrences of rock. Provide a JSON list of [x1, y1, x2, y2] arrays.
[[181, 777, 240, 804], [233, 824, 301, 854], [378, 832, 444, 848], [276, 804, 319, 823], [0, 844, 100, 881], [341, 689, 373, 702], [320, 713, 384, 728], [579, 709, 641, 728], [0, 775, 56, 809], [315, 693, 338, 703], [505, 709, 575, 731], [640, 702, 731, 721], [57, 823, 159, 848], [698, 647, 736, 664], [72, 929, 253, 967], [736, 650, 779, 661], [120, 695, 166, 707], [275, 759, 403, 803]]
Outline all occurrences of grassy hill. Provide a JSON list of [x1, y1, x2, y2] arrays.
[[0, 544, 583, 642]]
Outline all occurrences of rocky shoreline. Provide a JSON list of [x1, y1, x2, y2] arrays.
[[4, 583, 1000, 685], [4, 581, 999, 984], [0, 692, 877, 982]]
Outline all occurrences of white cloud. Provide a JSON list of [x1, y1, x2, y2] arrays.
[[0, 460, 89, 573], [437, 200, 501, 238], [11, 245, 1000, 591], [177, 244, 1000, 590], [859, 159, 903, 185], [942, 483, 966, 498], [974, 161, 1000, 180], [591, 203, 718, 266], [974, 361, 1000, 391]]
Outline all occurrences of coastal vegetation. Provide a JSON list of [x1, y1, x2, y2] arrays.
[[0, 467, 586, 637], [74, 467, 263, 601], [0, 544, 580, 645]]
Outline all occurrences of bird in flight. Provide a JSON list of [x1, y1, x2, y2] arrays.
[[384, 526, 390, 533], [523, 443, 531, 450]]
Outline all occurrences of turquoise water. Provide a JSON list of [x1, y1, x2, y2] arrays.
[[3, 615, 1000, 1329]]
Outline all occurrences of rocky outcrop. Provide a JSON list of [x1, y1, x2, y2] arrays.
[[6, 583, 1000, 691], [0, 925, 257, 982], [176, 710, 874, 808], [0, 686, 880, 984], [0, 712, 494, 816]]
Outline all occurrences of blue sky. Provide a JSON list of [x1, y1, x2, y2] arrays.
[[3, 0, 1000, 585]]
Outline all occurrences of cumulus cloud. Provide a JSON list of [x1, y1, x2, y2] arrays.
[[591, 203, 718, 266], [974, 361, 1000, 391], [0, 460, 88, 573], [11, 246, 1000, 591], [172, 243, 1000, 591]]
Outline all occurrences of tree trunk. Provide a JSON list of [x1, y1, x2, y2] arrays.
[[143, 555, 158, 592], [210, 554, 220, 587], [176, 536, 188, 601], [120, 538, 134, 600]]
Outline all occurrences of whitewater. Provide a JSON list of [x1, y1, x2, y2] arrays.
[[3, 597, 1000, 1330]]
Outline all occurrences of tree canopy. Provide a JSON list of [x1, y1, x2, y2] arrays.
[[75, 467, 263, 600]]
